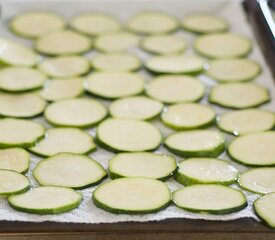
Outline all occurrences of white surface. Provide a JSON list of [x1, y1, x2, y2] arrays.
[[0, 0, 274, 224]]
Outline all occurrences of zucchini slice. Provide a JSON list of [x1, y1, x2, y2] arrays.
[[181, 14, 228, 34], [164, 130, 225, 157], [35, 30, 92, 55], [0, 92, 46, 118], [207, 59, 261, 82], [38, 56, 90, 78], [173, 184, 247, 214], [29, 128, 96, 157], [93, 177, 171, 214], [0, 37, 39, 67], [8, 186, 82, 214], [239, 168, 275, 194], [195, 33, 251, 58], [94, 32, 139, 53], [0, 170, 30, 195], [40, 78, 84, 102], [175, 158, 238, 186], [217, 109, 275, 135], [228, 131, 275, 167], [33, 153, 107, 189], [161, 103, 216, 130], [127, 12, 179, 35], [0, 118, 45, 148], [141, 35, 187, 55], [71, 13, 121, 36], [0, 67, 46, 92], [145, 55, 205, 74], [97, 118, 162, 152], [146, 75, 204, 104], [10, 11, 66, 39], [92, 53, 141, 72], [109, 152, 177, 181], [209, 83, 270, 109], [109, 96, 163, 120], [254, 193, 275, 228], [85, 72, 144, 99], [0, 148, 30, 174], [45, 98, 107, 128]]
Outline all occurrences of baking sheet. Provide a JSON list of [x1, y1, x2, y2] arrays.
[[0, 0, 274, 224]]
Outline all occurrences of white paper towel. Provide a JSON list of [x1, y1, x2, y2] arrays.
[[0, 0, 274, 224]]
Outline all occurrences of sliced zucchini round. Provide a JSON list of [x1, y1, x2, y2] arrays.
[[93, 177, 171, 214], [85, 72, 144, 99], [0, 170, 30, 195], [92, 53, 141, 72], [0, 92, 46, 118], [0, 67, 46, 92], [0, 148, 30, 174], [161, 103, 216, 130], [145, 55, 205, 74], [45, 98, 107, 128], [217, 109, 275, 135], [71, 13, 121, 36], [228, 131, 275, 167], [173, 184, 247, 214], [8, 186, 82, 214], [38, 56, 90, 78], [141, 35, 187, 55], [181, 14, 228, 34], [146, 75, 204, 104], [164, 130, 225, 158], [10, 11, 66, 39], [254, 193, 275, 228], [109, 152, 177, 181], [35, 30, 92, 56], [195, 33, 251, 59], [109, 96, 163, 120], [97, 118, 162, 152], [94, 32, 139, 53], [0, 37, 39, 67], [40, 78, 84, 102], [175, 158, 238, 186], [239, 168, 275, 194], [207, 59, 261, 82], [29, 128, 96, 157], [0, 118, 45, 148], [209, 83, 270, 109], [127, 12, 179, 35], [33, 153, 107, 189]]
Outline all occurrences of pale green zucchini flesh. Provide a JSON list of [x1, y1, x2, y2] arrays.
[[109, 96, 163, 120], [33, 153, 107, 189], [146, 75, 204, 104], [164, 130, 225, 158], [0, 148, 30, 173], [161, 103, 216, 130], [0, 169, 30, 195], [109, 152, 177, 181], [0, 118, 45, 148], [93, 177, 171, 214], [29, 128, 96, 157], [173, 184, 247, 214], [45, 98, 107, 128], [228, 131, 275, 166], [182, 14, 228, 34], [10, 11, 66, 38], [217, 109, 275, 135], [175, 158, 238, 186], [8, 186, 82, 214], [96, 118, 162, 152], [0, 67, 47, 92]]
